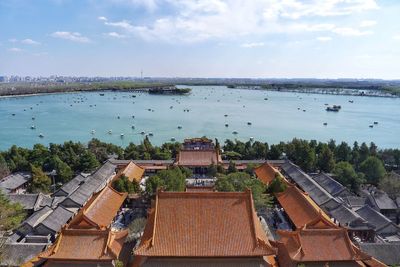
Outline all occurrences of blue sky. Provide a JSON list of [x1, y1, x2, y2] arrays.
[[1, 0, 400, 78]]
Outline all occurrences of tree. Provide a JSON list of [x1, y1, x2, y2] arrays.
[[49, 156, 73, 183], [207, 163, 218, 177], [227, 160, 237, 173], [379, 172, 400, 198], [113, 175, 140, 194], [359, 142, 370, 164], [0, 191, 26, 231], [335, 142, 351, 162], [78, 151, 99, 172], [145, 175, 164, 196], [145, 167, 187, 195], [0, 154, 10, 179], [333, 161, 363, 192], [268, 174, 287, 193], [360, 156, 386, 185], [317, 145, 335, 173], [29, 165, 51, 193]]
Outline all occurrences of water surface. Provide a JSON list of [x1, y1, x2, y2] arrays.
[[0, 85, 399, 150]]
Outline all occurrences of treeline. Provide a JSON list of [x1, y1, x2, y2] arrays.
[[1, 137, 399, 194]]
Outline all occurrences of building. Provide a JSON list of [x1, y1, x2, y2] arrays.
[[133, 190, 277, 266], [0, 172, 31, 194], [254, 162, 281, 185]]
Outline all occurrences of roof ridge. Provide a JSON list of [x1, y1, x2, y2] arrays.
[[151, 190, 160, 247]]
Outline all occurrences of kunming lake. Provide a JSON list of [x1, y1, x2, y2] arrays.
[[0, 85, 399, 150]]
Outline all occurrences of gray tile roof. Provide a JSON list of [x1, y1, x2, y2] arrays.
[[34, 206, 74, 235], [311, 172, 351, 197], [359, 243, 400, 266], [53, 174, 86, 197], [280, 161, 333, 206], [21, 206, 53, 229], [0, 243, 47, 267], [7, 193, 39, 210], [60, 161, 116, 207], [342, 196, 367, 209], [328, 204, 372, 230], [0, 172, 31, 192], [367, 191, 398, 210], [355, 205, 400, 235]]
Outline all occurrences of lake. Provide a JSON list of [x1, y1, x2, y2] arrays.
[[0, 85, 399, 150]]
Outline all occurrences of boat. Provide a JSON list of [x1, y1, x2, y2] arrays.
[[369, 125, 374, 128], [120, 134, 124, 138], [108, 130, 112, 134], [132, 115, 135, 118], [232, 131, 238, 135], [91, 130, 95, 134], [264, 98, 268, 100], [177, 126, 182, 129], [247, 122, 252, 125], [250, 137, 254, 140], [148, 132, 154, 136], [12, 113, 15, 116], [31, 125, 35, 129], [326, 105, 341, 112], [224, 114, 228, 117], [374, 121, 378, 125], [99, 93, 105, 96], [349, 100, 354, 103], [32, 117, 35, 120], [131, 125, 135, 129], [171, 137, 176, 141], [225, 124, 229, 127], [141, 131, 145, 135], [117, 116, 120, 119], [39, 133, 44, 138], [323, 122, 328, 126]]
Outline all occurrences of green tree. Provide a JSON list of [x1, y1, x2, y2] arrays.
[[333, 161, 363, 192], [335, 142, 351, 162], [0, 191, 26, 231], [0, 154, 10, 179], [78, 151, 99, 172], [207, 163, 218, 177], [49, 156, 73, 183], [113, 175, 140, 194], [145, 175, 164, 196], [29, 165, 52, 193], [268, 174, 287, 193], [360, 156, 386, 185], [379, 172, 400, 198], [317, 145, 335, 173], [227, 160, 237, 173]]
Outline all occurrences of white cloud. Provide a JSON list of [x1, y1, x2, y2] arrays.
[[104, 32, 127, 38], [98, 16, 108, 21], [8, 47, 23, 52], [332, 27, 373, 36], [241, 42, 265, 48], [360, 20, 377, 27], [109, 0, 159, 12], [99, 0, 379, 43], [8, 38, 17, 43], [21, 38, 41, 45], [316, 36, 332, 42], [51, 31, 91, 43], [393, 35, 400, 40]]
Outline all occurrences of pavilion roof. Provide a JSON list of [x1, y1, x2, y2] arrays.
[[135, 190, 276, 257], [254, 162, 280, 185], [42, 228, 127, 261], [68, 185, 127, 229], [119, 161, 145, 183], [275, 184, 335, 229], [275, 227, 368, 264], [176, 150, 221, 166]]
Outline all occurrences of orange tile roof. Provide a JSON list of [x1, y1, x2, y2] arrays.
[[135, 190, 276, 257], [276, 228, 369, 264], [42, 228, 127, 261], [176, 150, 221, 166], [68, 185, 127, 229], [275, 184, 335, 229], [255, 163, 280, 185], [121, 161, 145, 183]]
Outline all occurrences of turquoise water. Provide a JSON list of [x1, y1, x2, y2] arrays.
[[0, 85, 399, 150]]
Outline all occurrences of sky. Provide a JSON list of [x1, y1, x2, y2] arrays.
[[1, 0, 400, 79]]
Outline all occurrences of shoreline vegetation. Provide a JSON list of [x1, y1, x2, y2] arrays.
[[1, 79, 400, 98], [0, 81, 191, 97]]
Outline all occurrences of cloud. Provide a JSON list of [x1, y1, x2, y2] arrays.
[[104, 32, 127, 38], [241, 42, 265, 48], [51, 31, 91, 43], [332, 27, 373, 36], [108, 0, 159, 12], [8, 38, 18, 43], [98, 16, 108, 21], [8, 47, 23, 52], [99, 0, 379, 43], [21, 38, 41, 45], [316, 36, 332, 42], [360, 20, 377, 27]]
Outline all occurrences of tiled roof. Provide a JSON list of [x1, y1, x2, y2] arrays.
[[276, 227, 367, 264], [43, 228, 127, 261], [342, 196, 367, 209], [275, 184, 334, 229], [135, 190, 276, 257], [7, 193, 40, 210], [119, 161, 145, 183], [311, 172, 351, 197], [22, 206, 53, 229], [367, 191, 398, 210], [359, 243, 400, 266], [136, 257, 272, 267], [68, 185, 127, 229], [254, 163, 280, 185], [355, 205, 400, 235], [0, 243, 47, 267], [34, 206, 74, 235], [53, 174, 86, 197], [280, 162, 333, 206], [0, 172, 31, 191], [176, 150, 221, 166], [328, 204, 371, 230]]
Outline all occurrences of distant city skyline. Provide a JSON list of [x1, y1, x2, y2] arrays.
[[1, 0, 400, 79]]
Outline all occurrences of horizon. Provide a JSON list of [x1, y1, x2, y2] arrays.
[[1, 0, 400, 79]]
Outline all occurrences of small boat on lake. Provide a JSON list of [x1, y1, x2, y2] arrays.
[[39, 133, 44, 138], [141, 131, 145, 135], [171, 137, 176, 141], [120, 133, 124, 138], [177, 125, 182, 129], [91, 130, 95, 134], [225, 124, 229, 127], [247, 122, 252, 125], [148, 132, 154, 136], [374, 121, 378, 125], [232, 131, 238, 135], [108, 130, 112, 134], [326, 105, 341, 112], [369, 125, 374, 128], [99, 93, 105, 96], [31, 125, 36, 129], [323, 122, 328, 126]]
